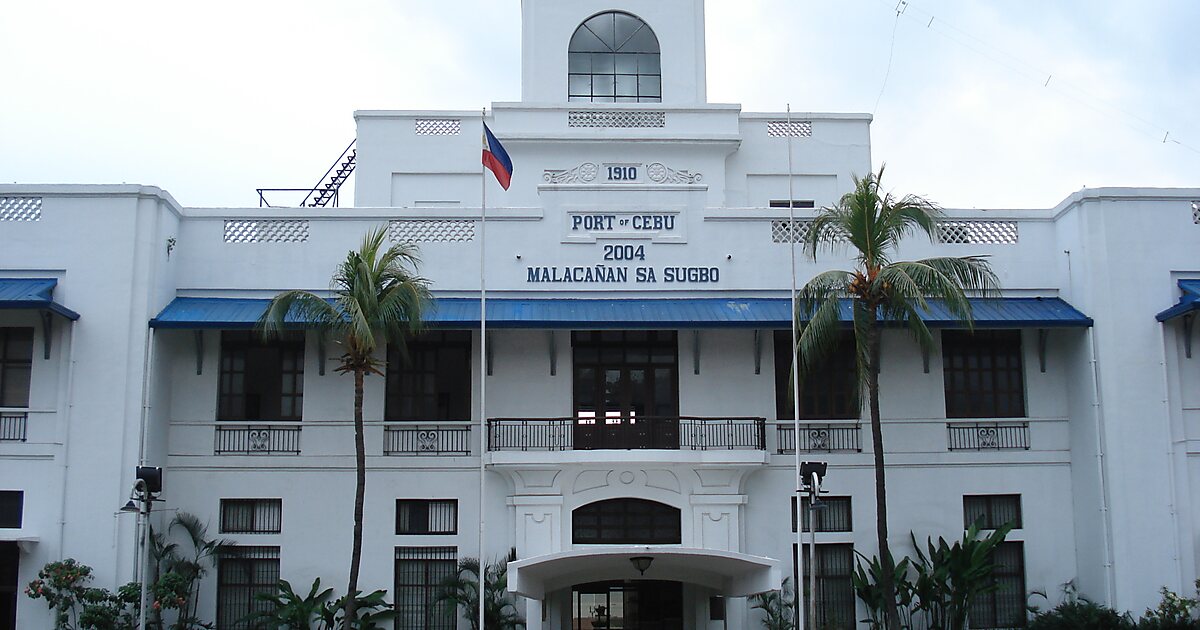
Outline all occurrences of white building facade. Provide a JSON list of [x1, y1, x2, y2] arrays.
[[2, 1, 1199, 628]]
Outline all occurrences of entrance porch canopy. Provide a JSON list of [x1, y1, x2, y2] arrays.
[[507, 546, 782, 598]]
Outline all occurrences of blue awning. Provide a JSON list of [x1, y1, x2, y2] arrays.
[[150, 296, 1091, 329], [0, 279, 80, 320], [1156, 280, 1200, 322]]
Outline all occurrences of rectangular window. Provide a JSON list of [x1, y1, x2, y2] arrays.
[[0, 492, 22, 529], [942, 330, 1025, 418], [970, 542, 1027, 628], [769, 200, 816, 209], [218, 332, 304, 421], [385, 331, 471, 422], [0, 328, 34, 408], [794, 544, 856, 630], [396, 500, 458, 535], [220, 499, 282, 534], [964, 495, 1022, 530], [792, 496, 852, 533], [775, 332, 859, 420], [395, 547, 457, 630], [216, 546, 280, 630]]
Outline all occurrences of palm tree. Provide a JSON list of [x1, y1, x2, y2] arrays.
[[259, 226, 431, 622], [435, 549, 524, 630], [792, 166, 998, 630]]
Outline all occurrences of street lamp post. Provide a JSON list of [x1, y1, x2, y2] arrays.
[[800, 461, 827, 630], [122, 467, 161, 630]]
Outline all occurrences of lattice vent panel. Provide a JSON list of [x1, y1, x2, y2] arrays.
[[1192, 201, 1199, 224], [414, 119, 462, 136], [568, 111, 666, 128], [388, 220, 475, 243], [766, 121, 813, 137], [223, 220, 310, 243], [0, 197, 42, 221], [936, 221, 1019, 244], [771, 220, 848, 243]]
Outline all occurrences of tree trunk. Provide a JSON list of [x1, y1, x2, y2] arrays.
[[346, 367, 367, 623], [866, 315, 902, 630]]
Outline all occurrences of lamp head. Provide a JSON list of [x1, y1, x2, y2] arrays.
[[630, 556, 654, 576]]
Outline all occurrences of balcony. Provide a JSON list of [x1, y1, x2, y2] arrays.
[[484, 416, 769, 466], [0, 411, 27, 442], [213, 425, 302, 455], [776, 422, 862, 454], [488, 416, 765, 452], [947, 422, 1030, 451], [384, 424, 471, 456]]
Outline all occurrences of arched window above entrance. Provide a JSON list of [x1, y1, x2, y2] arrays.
[[572, 498, 681, 544], [568, 11, 661, 103]]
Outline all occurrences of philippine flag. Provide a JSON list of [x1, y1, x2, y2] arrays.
[[482, 123, 513, 191]]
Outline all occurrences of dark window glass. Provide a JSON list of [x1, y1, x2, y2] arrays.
[[567, 12, 661, 103], [970, 542, 1027, 628], [0, 492, 21, 529], [709, 596, 726, 621], [216, 546, 280, 630], [396, 500, 458, 535], [218, 332, 304, 421], [794, 544, 856, 630], [942, 331, 1025, 418], [769, 200, 816, 209], [792, 496, 852, 533], [220, 499, 282, 534], [0, 329, 33, 408], [776, 331, 859, 420], [385, 331, 471, 422], [0, 542, 17, 630], [964, 495, 1022, 530], [394, 547, 457, 630], [572, 498, 681, 544]]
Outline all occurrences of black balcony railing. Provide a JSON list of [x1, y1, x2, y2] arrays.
[[384, 424, 471, 456], [776, 423, 862, 454], [487, 417, 766, 452], [214, 425, 302, 455], [0, 412, 27, 442], [947, 422, 1030, 450]]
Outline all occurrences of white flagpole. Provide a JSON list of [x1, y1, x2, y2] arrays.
[[478, 107, 489, 630], [787, 104, 807, 630]]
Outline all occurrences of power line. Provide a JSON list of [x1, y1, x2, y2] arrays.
[[873, 4, 904, 115], [869, 0, 1200, 155]]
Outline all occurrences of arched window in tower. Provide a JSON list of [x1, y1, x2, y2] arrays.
[[568, 11, 661, 103]]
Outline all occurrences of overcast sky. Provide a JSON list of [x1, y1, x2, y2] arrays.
[[2, 0, 1196, 209]]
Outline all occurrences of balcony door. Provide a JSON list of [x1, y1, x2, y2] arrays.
[[572, 331, 678, 450]]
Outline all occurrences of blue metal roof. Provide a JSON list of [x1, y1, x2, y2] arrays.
[[0, 278, 80, 320], [1156, 280, 1200, 322], [150, 296, 1091, 329]]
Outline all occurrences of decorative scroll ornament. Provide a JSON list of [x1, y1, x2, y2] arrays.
[[543, 163, 599, 184], [417, 430, 439, 452], [647, 162, 703, 184], [248, 430, 271, 452]]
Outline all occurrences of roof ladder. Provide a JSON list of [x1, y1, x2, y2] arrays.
[[300, 139, 357, 208]]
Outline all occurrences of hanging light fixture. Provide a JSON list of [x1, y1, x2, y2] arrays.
[[630, 556, 654, 575]]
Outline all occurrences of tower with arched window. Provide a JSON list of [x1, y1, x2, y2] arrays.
[[521, 0, 708, 104]]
